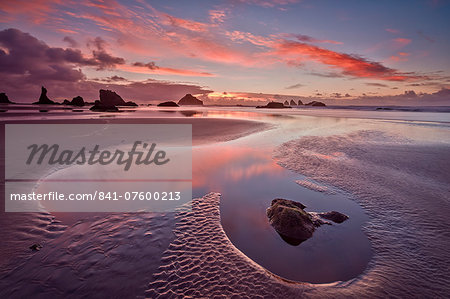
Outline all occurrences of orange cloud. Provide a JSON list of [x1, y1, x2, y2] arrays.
[[162, 14, 209, 32], [393, 38, 412, 47], [390, 52, 410, 62], [385, 28, 400, 34], [119, 64, 215, 77], [209, 9, 227, 23], [0, 0, 62, 24], [236, 0, 300, 8], [272, 40, 421, 81]]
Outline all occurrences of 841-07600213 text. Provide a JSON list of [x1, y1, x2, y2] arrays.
[[9, 191, 182, 201]]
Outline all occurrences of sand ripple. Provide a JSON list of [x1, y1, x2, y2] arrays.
[[145, 192, 305, 298]]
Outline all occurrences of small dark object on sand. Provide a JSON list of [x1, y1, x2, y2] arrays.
[[30, 243, 42, 251]]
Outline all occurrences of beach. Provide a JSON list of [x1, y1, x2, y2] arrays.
[[0, 105, 449, 298]]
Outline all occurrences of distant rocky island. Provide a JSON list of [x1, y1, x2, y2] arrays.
[[157, 101, 179, 107], [0, 92, 13, 104], [90, 89, 137, 112], [178, 94, 203, 106], [0, 87, 327, 110], [256, 101, 292, 109], [305, 101, 326, 107], [63, 96, 85, 107]]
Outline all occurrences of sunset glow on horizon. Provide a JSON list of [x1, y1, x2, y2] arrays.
[[1, 0, 449, 105]]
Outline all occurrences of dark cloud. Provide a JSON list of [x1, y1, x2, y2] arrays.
[[417, 31, 434, 43], [366, 82, 389, 87], [133, 61, 159, 70], [93, 75, 129, 82], [308, 71, 345, 78], [0, 28, 85, 82], [107, 75, 128, 82], [0, 28, 212, 103], [0, 28, 125, 85], [285, 83, 303, 89], [86, 37, 125, 70], [63, 36, 78, 48]]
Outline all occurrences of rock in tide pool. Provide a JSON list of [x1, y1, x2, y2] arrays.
[[318, 211, 349, 223], [267, 198, 316, 245], [267, 198, 348, 246]]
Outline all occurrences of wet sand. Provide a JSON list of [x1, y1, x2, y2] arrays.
[[1, 108, 449, 298]]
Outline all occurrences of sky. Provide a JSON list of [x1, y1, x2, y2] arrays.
[[1, 0, 450, 105]]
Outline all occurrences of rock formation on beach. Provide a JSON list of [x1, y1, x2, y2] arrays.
[[0, 93, 13, 104], [33, 86, 56, 105], [305, 101, 326, 107], [290, 100, 296, 106], [90, 90, 137, 111], [90, 100, 119, 112], [178, 94, 203, 106], [298, 99, 303, 105], [71, 96, 85, 106], [63, 96, 85, 106], [99, 89, 126, 106], [267, 198, 348, 245], [124, 101, 138, 106], [98, 89, 138, 107], [256, 101, 291, 109], [157, 101, 179, 107]]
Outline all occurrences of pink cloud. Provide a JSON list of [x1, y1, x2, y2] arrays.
[[120, 63, 215, 77], [162, 14, 209, 32], [209, 9, 227, 23], [386, 28, 401, 34], [390, 52, 410, 62], [393, 38, 412, 47], [235, 0, 300, 8], [271, 40, 422, 81]]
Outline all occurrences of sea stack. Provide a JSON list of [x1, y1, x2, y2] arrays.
[[90, 100, 119, 112], [71, 96, 85, 106], [178, 94, 203, 106], [0, 93, 13, 104], [305, 101, 326, 107], [33, 86, 56, 104], [256, 101, 291, 109], [157, 101, 179, 107], [99, 89, 126, 106]]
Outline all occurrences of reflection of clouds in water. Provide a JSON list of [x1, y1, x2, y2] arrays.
[[193, 145, 283, 188]]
